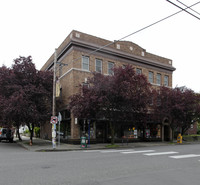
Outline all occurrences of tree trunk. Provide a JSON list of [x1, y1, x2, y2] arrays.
[[16, 125, 22, 141], [109, 121, 115, 145], [28, 123, 34, 145], [30, 124, 34, 145]]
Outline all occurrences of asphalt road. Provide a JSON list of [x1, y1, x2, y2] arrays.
[[1, 141, 200, 185]]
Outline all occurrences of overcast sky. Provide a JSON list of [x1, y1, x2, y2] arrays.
[[0, 0, 200, 92]]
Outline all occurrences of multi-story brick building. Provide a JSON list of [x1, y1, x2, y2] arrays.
[[41, 30, 176, 143]]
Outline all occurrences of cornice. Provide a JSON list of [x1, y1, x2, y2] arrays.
[[44, 37, 176, 72]]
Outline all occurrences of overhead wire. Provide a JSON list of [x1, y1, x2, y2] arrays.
[[58, 1, 200, 80], [176, 0, 200, 16], [166, 0, 200, 20]]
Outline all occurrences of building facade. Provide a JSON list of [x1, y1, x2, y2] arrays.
[[41, 30, 176, 143]]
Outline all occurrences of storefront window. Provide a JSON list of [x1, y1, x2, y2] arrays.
[[145, 124, 161, 139], [123, 126, 139, 139]]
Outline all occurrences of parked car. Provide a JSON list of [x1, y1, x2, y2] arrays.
[[0, 128, 14, 143]]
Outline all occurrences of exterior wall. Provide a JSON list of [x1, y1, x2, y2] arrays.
[[41, 30, 175, 141], [185, 122, 198, 135], [40, 121, 52, 140]]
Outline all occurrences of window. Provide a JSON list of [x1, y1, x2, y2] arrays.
[[156, 73, 161, 85], [95, 59, 102, 73], [108, 62, 114, 75], [82, 56, 89, 71], [136, 68, 142, 75], [116, 44, 120, 49], [148, 71, 154, 83], [164, 75, 169, 86], [141, 51, 145, 56], [82, 83, 89, 89]]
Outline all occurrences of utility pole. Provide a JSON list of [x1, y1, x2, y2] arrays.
[[51, 49, 67, 149], [52, 48, 57, 116], [52, 48, 57, 149]]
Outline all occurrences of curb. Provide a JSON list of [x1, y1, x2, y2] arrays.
[[15, 138, 200, 152]]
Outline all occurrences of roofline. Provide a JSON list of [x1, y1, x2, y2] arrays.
[[43, 37, 176, 72]]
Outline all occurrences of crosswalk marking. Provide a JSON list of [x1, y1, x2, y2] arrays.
[[83, 150, 103, 152], [169, 154, 200, 159], [144, 151, 179, 156], [100, 149, 134, 153], [121, 150, 155, 154], [82, 150, 200, 161]]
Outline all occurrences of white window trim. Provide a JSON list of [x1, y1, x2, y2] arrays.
[[156, 73, 161, 85], [95, 59, 102, 73], [136, 68, 142, 75], [82, 56, 89, 71], [149, 71, 154, 84], [108, 62, 114, 75], [164, 75, 169, 87]]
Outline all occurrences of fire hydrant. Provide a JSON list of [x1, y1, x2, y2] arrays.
[[177, 133, 182, 144]]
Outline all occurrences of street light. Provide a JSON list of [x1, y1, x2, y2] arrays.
[[52, 49, 68, 149]]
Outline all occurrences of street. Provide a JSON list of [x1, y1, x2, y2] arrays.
[[1, 141, 200, 185]]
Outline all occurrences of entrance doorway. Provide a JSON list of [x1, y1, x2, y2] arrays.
[[164, 125, 170, 141]]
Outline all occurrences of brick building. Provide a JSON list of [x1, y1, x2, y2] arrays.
[[41, 30, 176, 143]]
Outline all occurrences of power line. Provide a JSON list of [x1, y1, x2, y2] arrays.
[[58, 1, 200, 80], [166, 0, 200, 20], [176, 0, 200, 16]]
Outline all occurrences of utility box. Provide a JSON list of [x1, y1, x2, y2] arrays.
[[81, 137, 87, 148], [177, 133, 182, 144]]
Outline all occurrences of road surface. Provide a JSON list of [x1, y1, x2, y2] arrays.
[[1, 141, 200, 185]]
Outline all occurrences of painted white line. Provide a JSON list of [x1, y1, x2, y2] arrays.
[[122, 150, 155, 154], [144, 151, 179, 156], [100, 149, 134, 153], [169, 154, 200, 159], [83, 150, 104, 152]]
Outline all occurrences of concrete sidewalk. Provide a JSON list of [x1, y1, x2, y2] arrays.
[[15, 136, 192, 152]]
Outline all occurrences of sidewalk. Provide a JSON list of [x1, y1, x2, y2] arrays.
[[15, 136, 194, 152]]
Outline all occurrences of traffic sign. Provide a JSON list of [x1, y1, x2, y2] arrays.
[[58, 112, 62, 122], [51, 116, 58, 124]]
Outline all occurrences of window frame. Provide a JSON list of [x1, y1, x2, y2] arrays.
[[164, 75, 169, 86], [136, 68, 142, 75], [95, 59, 102, 73], [82, 56, 89, 71], [156, 73, 161, 85], [108, 62, 114, 75], [148, 71, 154, 84]]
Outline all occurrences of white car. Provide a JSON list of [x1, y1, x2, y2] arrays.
[[0, 128, 14, 143]]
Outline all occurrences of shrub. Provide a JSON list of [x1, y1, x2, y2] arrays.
[[34, 127, 40, 138]]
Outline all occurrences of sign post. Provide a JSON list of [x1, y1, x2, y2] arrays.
[[51, 116, 58, 149], [58, 112, 62, 148]]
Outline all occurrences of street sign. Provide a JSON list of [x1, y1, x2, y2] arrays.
[[58, 112, 62, 122], [51, 116, 58, 124]]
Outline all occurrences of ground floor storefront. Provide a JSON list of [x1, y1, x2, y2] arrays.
[[40, 112, 173, 144]]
